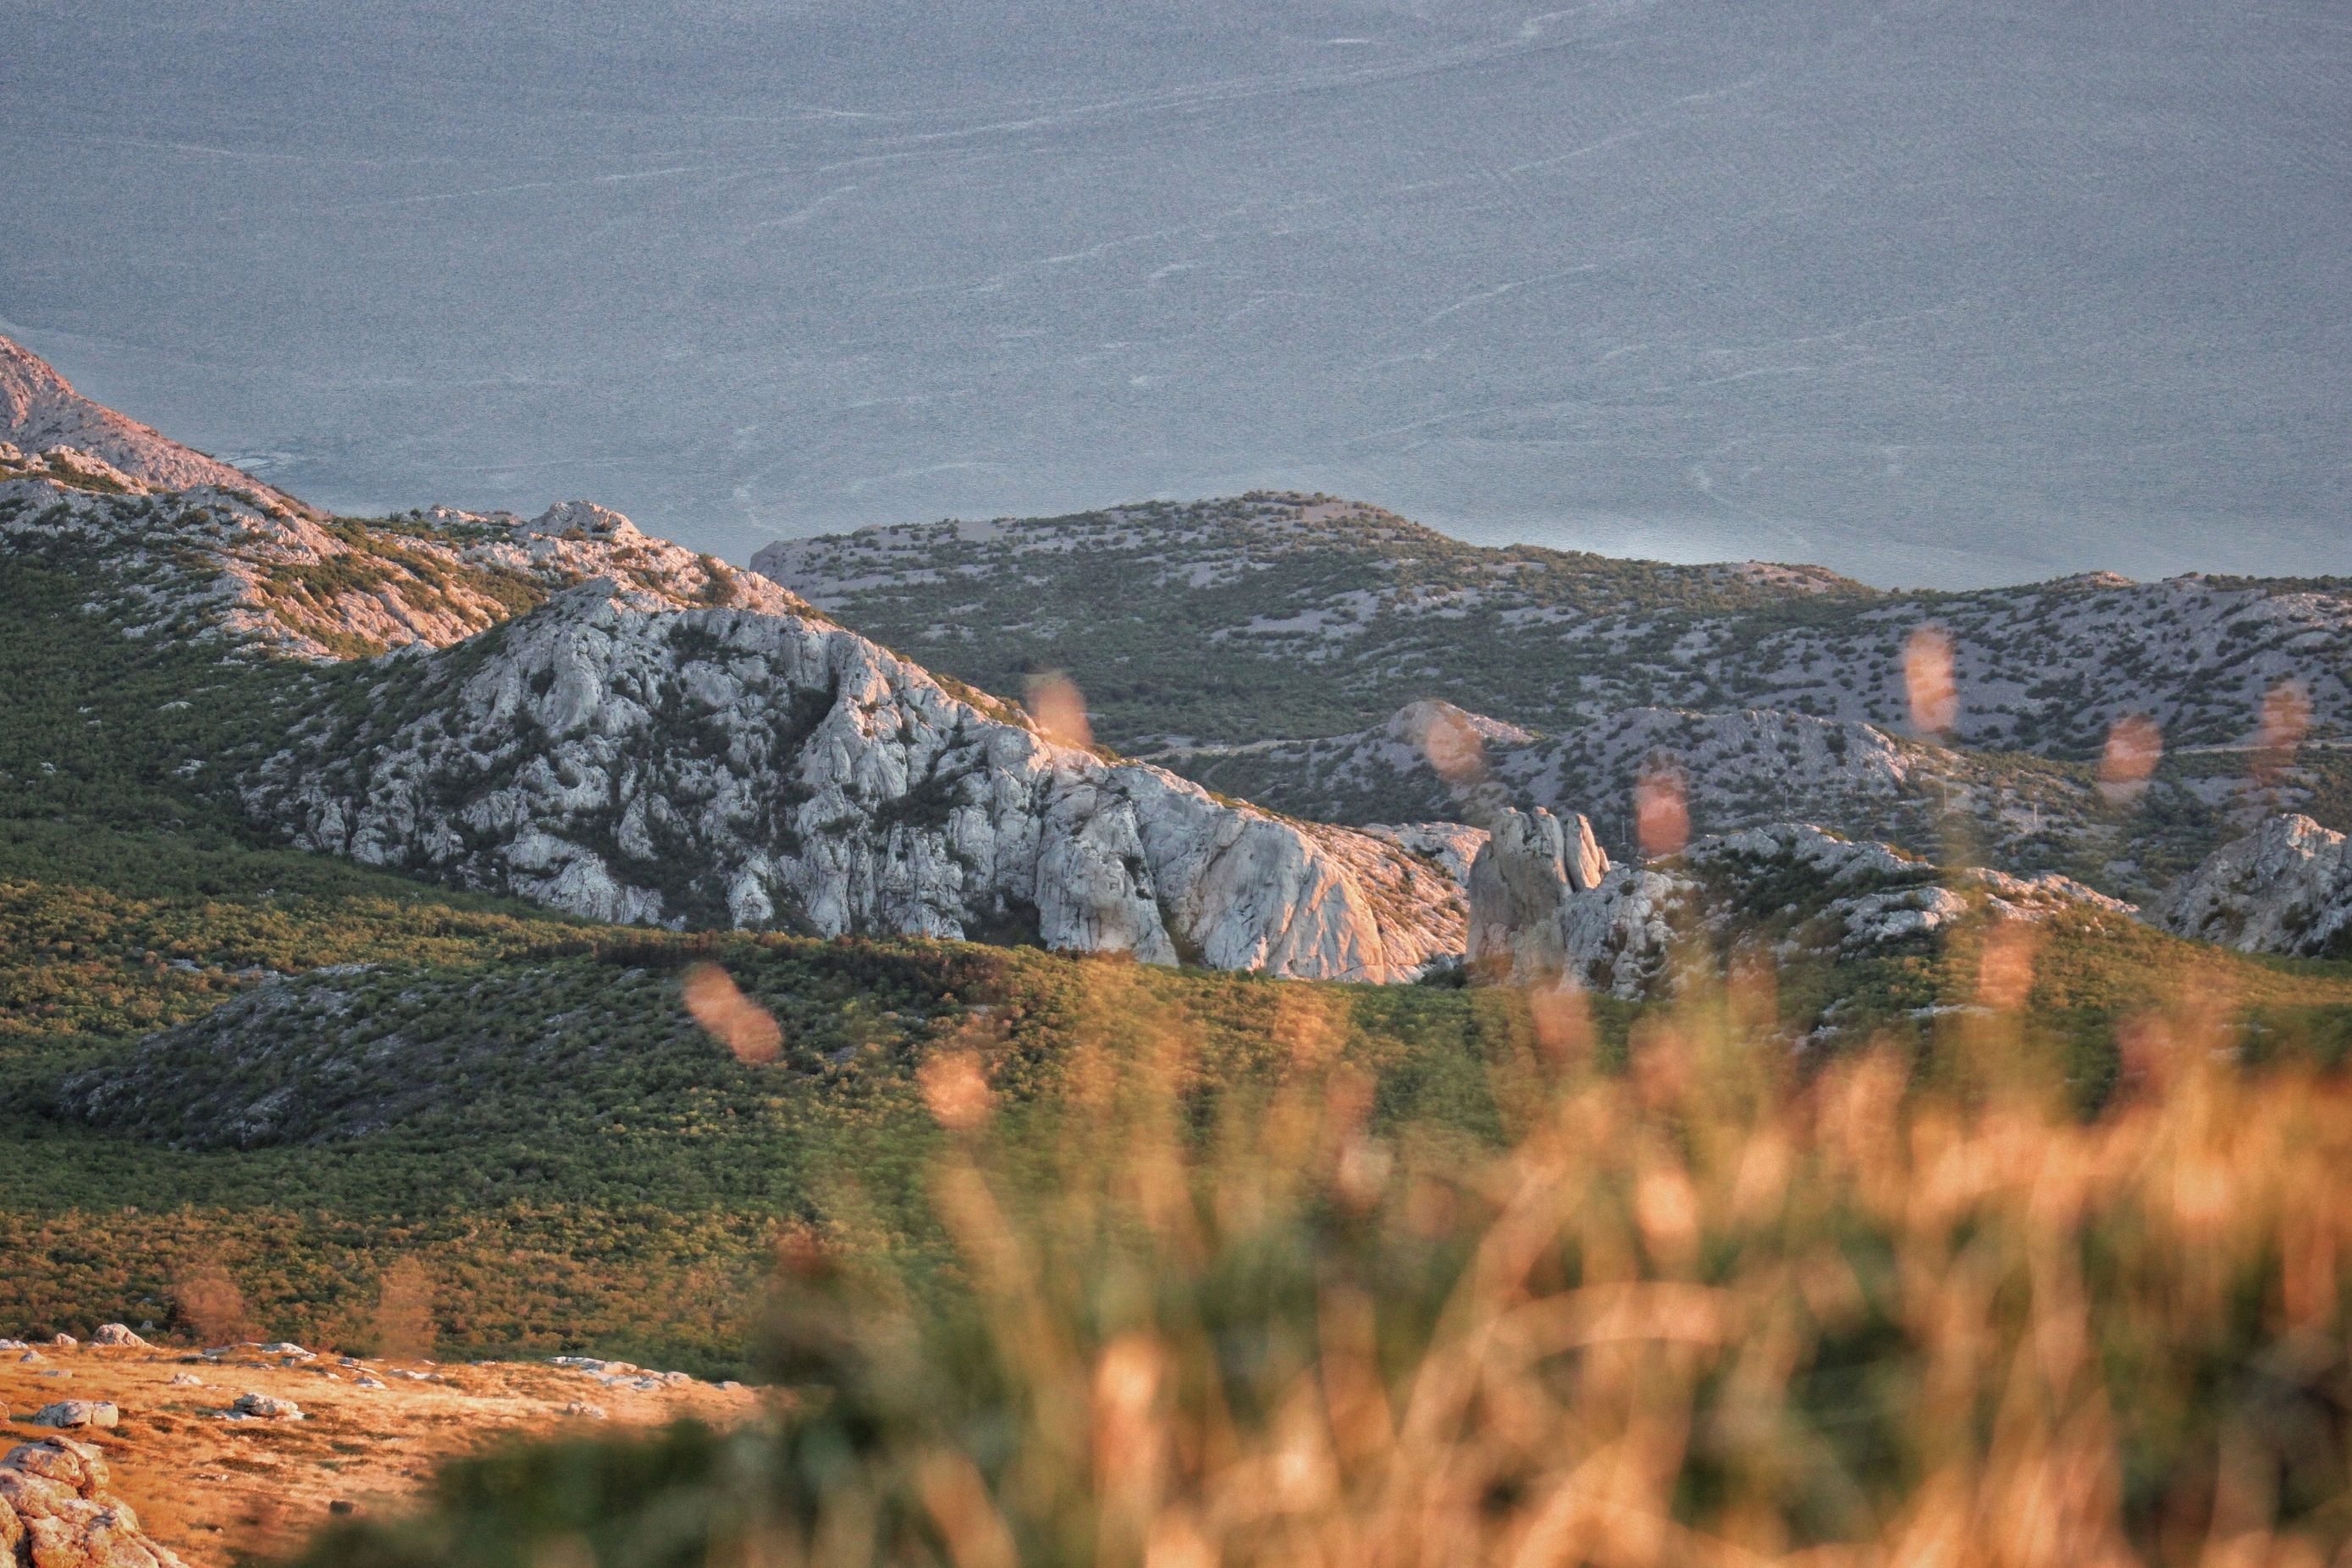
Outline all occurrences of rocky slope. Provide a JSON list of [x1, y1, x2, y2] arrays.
[[0, 442, 786, 661], [2161, 814, 2352, 959], [1179, 698, 2134, 885], [754, 495, 2352, 896], [3, 346, 1466, 981], [244, 582, 1464, 982], [1, 334, 305, 516]]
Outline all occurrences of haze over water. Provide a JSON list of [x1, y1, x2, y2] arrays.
[[3, 0, 2346, 588]]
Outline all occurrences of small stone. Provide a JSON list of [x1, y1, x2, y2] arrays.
[[168, 1372, 205, 1387], [561, 1402, 608, 1420], [227, 1392, 302, 1421], [47, 1333, 76, 1350]]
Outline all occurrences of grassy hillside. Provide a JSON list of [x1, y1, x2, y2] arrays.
[[8, 803, 2350, 1377], [5, 501, 2350, 1386]]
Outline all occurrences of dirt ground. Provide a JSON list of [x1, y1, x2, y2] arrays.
[[0, 1338, 762, 1564]]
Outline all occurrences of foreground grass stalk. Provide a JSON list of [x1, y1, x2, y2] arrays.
[[304, 951, 2352, 1568]]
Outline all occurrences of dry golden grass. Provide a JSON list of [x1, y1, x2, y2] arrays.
[[307, 930, 2352, 1567], [0, 1341, 756, 1563]]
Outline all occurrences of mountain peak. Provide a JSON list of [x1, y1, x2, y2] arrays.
[[0, 333, 311, 515]]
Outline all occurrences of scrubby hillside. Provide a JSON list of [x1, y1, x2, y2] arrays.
[[754, 493, 2352, 899], [754, 494, 2352, 758], [0, 345, 1463, 983]]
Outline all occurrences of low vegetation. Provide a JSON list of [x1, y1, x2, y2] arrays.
[[296, 955, 2352, 1565]]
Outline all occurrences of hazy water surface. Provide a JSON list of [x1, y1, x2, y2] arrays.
[[3, 0, 2347, 586]]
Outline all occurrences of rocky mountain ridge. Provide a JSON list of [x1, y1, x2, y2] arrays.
[[8, 334, 2343, 974], [0, 451, 792, 662], [1, 336, 1467, 983]]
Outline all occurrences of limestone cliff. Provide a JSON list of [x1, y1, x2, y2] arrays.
[[2162, 814, 2352, 958], [246, 581, 1465, 982]]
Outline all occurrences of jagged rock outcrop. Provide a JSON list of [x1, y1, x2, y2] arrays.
[[1466, 815, 2137, 998], [2161, 814, 2352, 958], [1, 332, 305, 515], [1465, 807, 1685, 996], [246, 582, 1465, 982], [0, 1436, 188, 1568]]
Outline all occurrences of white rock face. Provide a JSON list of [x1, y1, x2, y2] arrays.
[[249, 582, 1466, 983], [1362, 821, 1488, 904], [2162, 814, 2352, 958]]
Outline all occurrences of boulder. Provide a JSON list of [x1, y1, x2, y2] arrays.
[[30, 1403, 118, 1431], [0, 1435, 190, 1567], [1466, 808, 1576, 976], [88, 1325, 146, 1349], [1466, 807, 1645, 989], [225, 1393, 302, 1422]]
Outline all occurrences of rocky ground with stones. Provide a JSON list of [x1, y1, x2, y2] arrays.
[[0, 1329, 758, 1565]]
